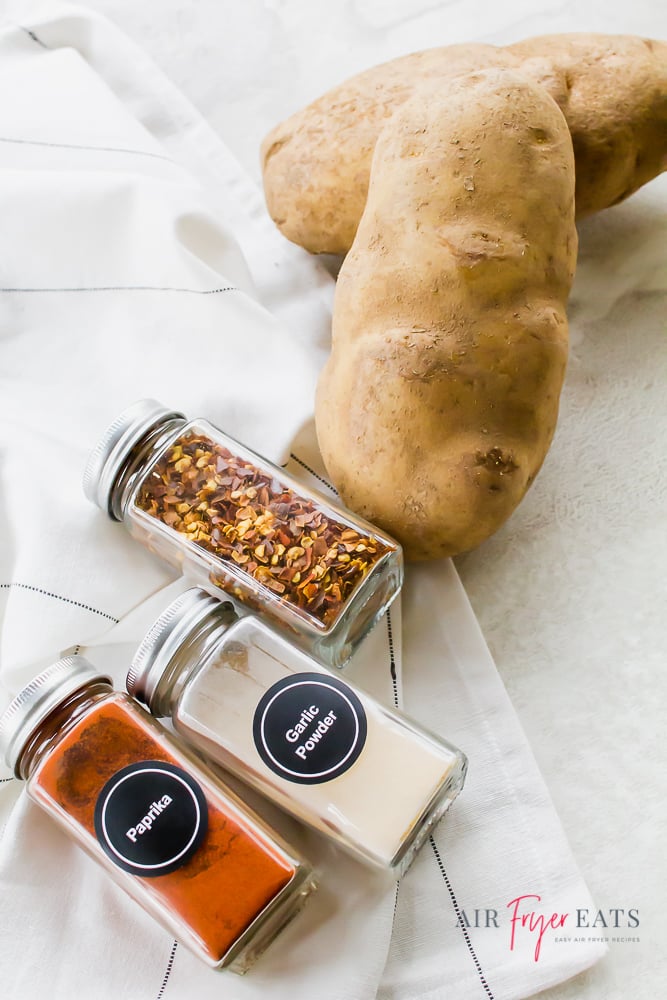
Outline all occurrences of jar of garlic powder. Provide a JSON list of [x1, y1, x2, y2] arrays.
[[83, 400, 403, 669], [127, 589, 467, 877]]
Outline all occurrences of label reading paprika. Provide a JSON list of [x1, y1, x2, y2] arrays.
[[94, 760, 208, 877], [253, 672, 367, 784]]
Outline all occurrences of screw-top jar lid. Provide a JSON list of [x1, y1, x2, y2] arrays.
[[127, 589, 237, 713], [0, 656, 112, 775], [83, 399, 185, 519]]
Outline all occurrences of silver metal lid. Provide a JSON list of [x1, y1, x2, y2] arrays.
[[127, 589, 236, 712], [82, 399, 184, 519], [0, 656, 112, 775]]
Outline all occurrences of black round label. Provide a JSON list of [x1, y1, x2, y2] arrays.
[[93, 761, 208, 877], [253, 672, 367, 784]]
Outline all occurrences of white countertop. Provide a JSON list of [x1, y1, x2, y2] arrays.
[[31, 1, 667, 997]]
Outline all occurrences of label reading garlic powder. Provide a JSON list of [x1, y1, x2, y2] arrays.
[[253, 673, 367, 784]]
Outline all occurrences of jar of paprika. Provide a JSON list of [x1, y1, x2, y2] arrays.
[[0, 656, 315, 972], [82, 399, 403, 669]]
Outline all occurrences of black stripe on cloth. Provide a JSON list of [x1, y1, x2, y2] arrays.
[[156, 940, 178, 1000], [386, 605, 398, 706], [387, 605, 402, 922], [14, 26, 171, 166], [0, 583, 119, 623], [0, 133, 176, 164], [289, 453, 337, 493], [0, 777, 15, 783], [430, 836, 496, 999], [19, 25, 49, 49], [0, 284, 237, 295]]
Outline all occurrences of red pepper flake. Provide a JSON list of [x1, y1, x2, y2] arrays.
[[134, 433, 389, 628]]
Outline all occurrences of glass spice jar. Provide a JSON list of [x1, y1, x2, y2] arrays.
[[127, 589, 468, 877], [0, 657, 315, 973], [83, 400, 403, 670]]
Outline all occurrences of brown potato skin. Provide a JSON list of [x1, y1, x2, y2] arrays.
[[262, 44, 518, 254], [315, 70, 577, 560], [508, 35, 667, 216], [261, 34, 667, 254]]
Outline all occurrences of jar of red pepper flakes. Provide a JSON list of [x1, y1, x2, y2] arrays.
[[0, 657, 315, 972], [83, 400, 403, 669]]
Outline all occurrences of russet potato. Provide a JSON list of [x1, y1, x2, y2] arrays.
[[316, 70, 578, 559], [262, 34, 666, 254]]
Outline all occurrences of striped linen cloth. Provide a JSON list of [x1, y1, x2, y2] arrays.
[[0, 6, 606, 999]]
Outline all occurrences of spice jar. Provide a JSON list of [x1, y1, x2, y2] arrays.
[[83, 400, 403, 669], [0, 657, 315, 972], [127, 589, 467, 877]]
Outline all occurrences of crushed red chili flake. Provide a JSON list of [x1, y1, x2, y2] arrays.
[[134, 433, 389, 629]]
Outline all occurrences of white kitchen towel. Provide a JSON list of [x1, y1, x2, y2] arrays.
[[0, 5, 607, 1000]]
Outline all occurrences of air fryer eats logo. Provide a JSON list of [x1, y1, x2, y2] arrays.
[[456, 895, 640, 961], [94, 761, 208, 877]]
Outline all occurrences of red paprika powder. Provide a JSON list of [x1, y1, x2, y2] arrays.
[[0, 657, 314, 972]]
